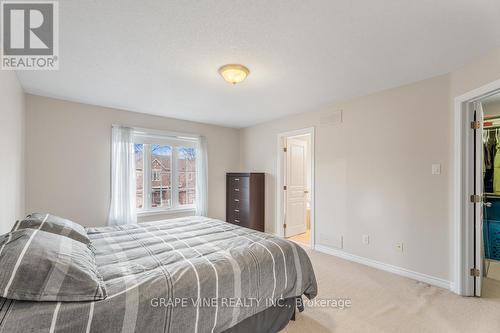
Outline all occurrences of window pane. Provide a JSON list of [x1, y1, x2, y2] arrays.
[[135, 144, 144, 209], [178, 147, 196, 205], [151, 144, 172, 208]]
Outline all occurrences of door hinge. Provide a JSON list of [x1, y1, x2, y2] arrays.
[[283, 147, 287, 152], [283, 223, 287, 229], [470, 195, 481, 203], [283, 185, 287, 190], [470, 268, 480, 277], [470, 121, 480, 129]]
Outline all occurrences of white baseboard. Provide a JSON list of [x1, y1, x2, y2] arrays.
[[314, 244, 452, 290]]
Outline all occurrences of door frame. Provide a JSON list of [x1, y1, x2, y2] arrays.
[[276, 127, 315, 248], [453, 78, 500, 296]]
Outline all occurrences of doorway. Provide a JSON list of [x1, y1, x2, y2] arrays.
[[454, 79, 500, 297], [276, 128, 315, 248]]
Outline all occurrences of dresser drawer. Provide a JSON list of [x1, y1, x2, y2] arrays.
[[227, 195, 249, 217], [226, 207, 249, 226], [228, 189, 249, 203], [228, 176, 249, 192]]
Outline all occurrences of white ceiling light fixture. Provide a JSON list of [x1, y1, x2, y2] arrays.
[[218, 64, 250, 84]]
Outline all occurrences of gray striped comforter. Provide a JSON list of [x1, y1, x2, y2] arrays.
[[0, 216, 317, 333]]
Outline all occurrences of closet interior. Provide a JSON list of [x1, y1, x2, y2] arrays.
[[483, 105, 500, 282]]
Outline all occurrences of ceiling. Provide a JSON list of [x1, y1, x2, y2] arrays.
[[17, 0, 500, 128]]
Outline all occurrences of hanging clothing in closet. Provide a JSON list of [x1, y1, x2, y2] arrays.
[[484, 134, 496, 193], [484, 128, 500, 194], [494, 138, 500, 193]]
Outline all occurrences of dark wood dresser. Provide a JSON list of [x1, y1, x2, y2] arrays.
[[226, 173, 265, 232]]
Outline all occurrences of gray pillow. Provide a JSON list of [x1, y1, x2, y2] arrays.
[[14, 213, 90, 245], [0, 228, 107, 301]]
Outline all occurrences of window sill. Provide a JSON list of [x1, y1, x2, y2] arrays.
[[137, 207, 195, 217]]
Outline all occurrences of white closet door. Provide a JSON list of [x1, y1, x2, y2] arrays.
[[285, 138, 307, 237], [474, 104, 485, 296]]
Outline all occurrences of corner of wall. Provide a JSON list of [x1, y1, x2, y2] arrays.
[[237, 127, 246, 171], [0, 71, 26, 234]]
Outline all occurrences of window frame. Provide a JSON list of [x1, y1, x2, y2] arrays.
[[134, 130, 198, 216]]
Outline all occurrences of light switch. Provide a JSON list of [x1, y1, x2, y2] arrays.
[[432, 164, 441, 175]]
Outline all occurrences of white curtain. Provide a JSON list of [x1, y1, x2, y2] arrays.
[[195, 136, 208, 216], [108, 126, 137, 226]]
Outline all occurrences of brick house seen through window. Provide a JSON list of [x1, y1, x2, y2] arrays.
[[135, 140, 196, 212]]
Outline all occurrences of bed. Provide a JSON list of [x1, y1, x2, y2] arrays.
[[0, 216, 317, 333]]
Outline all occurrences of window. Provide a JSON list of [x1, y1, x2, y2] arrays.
[[134, 133, 197, 213], [135, 144, 144, 209], [178, 147, 196, 205]]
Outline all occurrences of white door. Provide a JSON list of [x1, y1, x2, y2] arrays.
[[285, 138, 307, 237], [474, 103, 485, 296]]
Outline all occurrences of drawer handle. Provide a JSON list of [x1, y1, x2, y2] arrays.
[[234, 188, 240, 192], [234, 209, 239, 212], [234, 178, 240, 181], [234, 219, 240, 223], [234, 199, 239, 202]]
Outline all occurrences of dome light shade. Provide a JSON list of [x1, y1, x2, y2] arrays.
[[218, 64, 250, 84]]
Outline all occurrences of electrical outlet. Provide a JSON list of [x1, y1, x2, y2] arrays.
[[395, 242, 404, 253], [362, 235, 370, 245]]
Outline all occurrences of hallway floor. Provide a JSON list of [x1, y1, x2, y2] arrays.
[[287, 230, 310, 246]]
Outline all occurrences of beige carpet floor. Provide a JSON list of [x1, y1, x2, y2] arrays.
[[283, 248, 500, 333]]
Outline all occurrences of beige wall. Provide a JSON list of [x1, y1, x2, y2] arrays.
[[240, 75, 452, 280], [0, 72, 25, 234], [483, 101, 500, 117], [25, 95, 240, 227], [450, 48, 500, 98]]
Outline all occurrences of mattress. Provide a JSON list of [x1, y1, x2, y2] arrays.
[[0, 216, 317, 333]]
